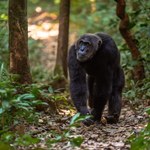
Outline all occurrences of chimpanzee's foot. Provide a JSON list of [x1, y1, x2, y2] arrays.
[[82, 117, 95, 126], [105, 115, 119, 124]]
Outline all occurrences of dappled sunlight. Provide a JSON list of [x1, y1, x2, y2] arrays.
[[28, 22, 58, 40], [27, 11, 77, 72], [28, 12, 59, 71], [28, 11, 58, 39], [59, 109, 75, 116], [35, 6, 42, 13]]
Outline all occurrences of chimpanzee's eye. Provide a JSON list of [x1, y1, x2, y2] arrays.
[[79, 41, 83, 45], [86, 42, 89, 45], [79, 41, 91, 46], [85, 42, 91, 46]]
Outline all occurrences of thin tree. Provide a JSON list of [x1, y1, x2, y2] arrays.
[[9, 0, 32, 84], [115, 0, 145, 81], [54, 0, 70, 78]]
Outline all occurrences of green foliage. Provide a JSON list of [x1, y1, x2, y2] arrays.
[[127, 0, 150, 77], [46, 113, 90, 148], [0, 67, 48, 147], [71, 0, 149, 82], [117, 0, 150, 82], [28, 38, 50, 81], [0, 64, 74, 149], [0, 142, 14, 150], [128, 107, 150, 150], [71, 0, 119, 37], [1, 132, 40, 147], [0, 0, 8, 65], [46, 130, 84, 148], [70, 112, 91, 126], [29, 38, 59, 82], [122, 0, 150, 107], [28, 0, 59, 16], [0, 80, 48, 128], [123, 78, 150, 106], [0, 63, 9, 81], [14, 134, 40, 146]]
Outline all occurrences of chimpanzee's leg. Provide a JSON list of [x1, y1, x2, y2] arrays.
[[87, 75, 95, 108], [83, 71, 113, 126], [107, 67, 125, 123], [91, 78, 112, 121]]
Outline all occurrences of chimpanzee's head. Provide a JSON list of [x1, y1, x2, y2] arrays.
[[75, 34, 102, 62]]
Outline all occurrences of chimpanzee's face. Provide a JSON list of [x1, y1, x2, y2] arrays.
[[76, 34, 102, 62]]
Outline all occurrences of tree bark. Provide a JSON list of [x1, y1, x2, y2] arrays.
[[54, 0, 70, 78], [9, 0, 32, 84], [115, 0, 145, 81]]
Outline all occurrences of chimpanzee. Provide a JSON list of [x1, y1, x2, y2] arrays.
[[68, 32, 125, 125]]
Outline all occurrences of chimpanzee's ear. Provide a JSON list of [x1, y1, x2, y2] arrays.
[[98, 38, 103, 48]]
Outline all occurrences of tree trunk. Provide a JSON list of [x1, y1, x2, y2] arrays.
[[9, 0, 32, 84], [54, 0, 70, 79], [115, 0, 145, 81]]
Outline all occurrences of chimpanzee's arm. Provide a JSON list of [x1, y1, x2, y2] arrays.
[[68, 45, 89, 115]]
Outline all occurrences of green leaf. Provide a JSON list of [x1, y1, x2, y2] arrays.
[[32, 100, 48, 106], [17, 93, 35, 101], [70, 113, 80, 125], [31, 87, 40, 97], [64, 131, 70, 138], [70, 113, 91, 126], [0, 63, 4, 79], [55, 135, 62, 141], [11, 99, 21, 103], [1, 132, 14, 143], [48, 86, 54, 93], [2, 100, 10, 109], [15, 134, 40, 146], [17, 106, 32, 111], [17, 102, 31, 107], [70, 136, 84, 147], [145, 107, 150, 115], [0, 89, 6, 94], [47, 137, 61, 145], [0, 108, 3, 114]]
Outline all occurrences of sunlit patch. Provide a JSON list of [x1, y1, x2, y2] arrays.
[[35, 6, 42, 13], [43, 22, 51, 30], [59, 109, 75, 116], [28, 23, 58, 40]]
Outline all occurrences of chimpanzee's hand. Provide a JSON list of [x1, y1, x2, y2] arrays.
[[82, 117, 96, 126], [79, 106, 90, 115]]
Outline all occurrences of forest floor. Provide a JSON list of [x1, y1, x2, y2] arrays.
[[26, 12, 149, 150], [25, 102, 148, 150]]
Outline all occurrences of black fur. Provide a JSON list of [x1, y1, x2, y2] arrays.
[[68, 32, 125, 125]]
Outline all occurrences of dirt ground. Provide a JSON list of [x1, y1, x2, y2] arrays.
[[25, 102, 148, 150]]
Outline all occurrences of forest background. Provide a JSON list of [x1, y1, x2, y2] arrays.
[[0, 0, 149, 149]]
